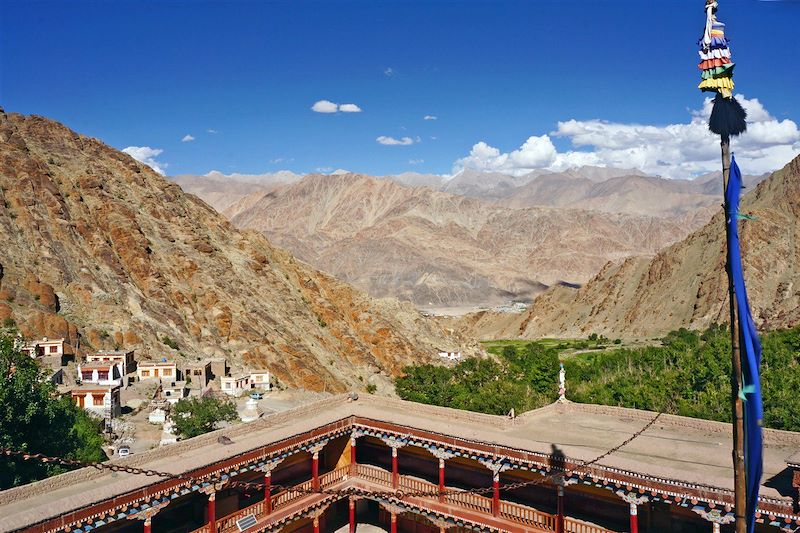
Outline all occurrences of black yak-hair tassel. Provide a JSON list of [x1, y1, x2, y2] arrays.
[[709, 93, 748, 138]]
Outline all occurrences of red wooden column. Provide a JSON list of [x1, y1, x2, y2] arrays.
[[349, 497, 356, 533], [390, 512, 397, 533], [629, 501, 639, 533], [264, 472, 272, 514], [492, 473, 500, 517], [208, 492, 217, 533], [438, 458, 446, 502], [556, 485, 565, 533], [143, 517, 152, 533], [391, 447, 399, 489], [313, 515, 321, 533], [312, 450, 320, 491]]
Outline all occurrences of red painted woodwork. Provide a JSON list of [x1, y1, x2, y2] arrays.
[[313, 517, 320, 533], [143, 518, 152, 533], [630, 503, 638, 533], [349, 499, 356, 533], [492, 477, 500, 517], [265, 474, 272, 514], [390, 513, 397, 533], [392, 449, 399, 489], [207, 494, 216, 533], [312, 454, 320, 491], [438, 461, 445, 503]]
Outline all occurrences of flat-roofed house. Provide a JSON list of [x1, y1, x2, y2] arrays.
[[161, 381, 187, 404], [220, 374, 251, 396], [86, 350, 136, 375], [70, 385, 121, 421], [77, 361, 124, 387], [182, 360, 212, 388], [21, 337, 66, 358], [249, 370, 271, 390], [137, 361, 178, 381]]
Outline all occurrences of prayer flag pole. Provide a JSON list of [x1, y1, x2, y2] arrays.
[[697, 2, 750, 532]]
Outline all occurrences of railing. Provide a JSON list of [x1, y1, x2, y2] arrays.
[[565, 517, 614, 533], [320, 466, 349, 487], [218, 500, 266, 533], [499, 500, 556, 531], [445, 490, 494, 514], [356, 464, 392, 485], [192, 464, 615, 533]]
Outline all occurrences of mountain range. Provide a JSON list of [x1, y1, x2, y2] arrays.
[[455, 154, 800, 339], [219, 173, 708, 308], [0, 111, 478, 392]]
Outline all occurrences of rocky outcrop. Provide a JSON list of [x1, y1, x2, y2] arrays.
[[0, 111, 479, 391]]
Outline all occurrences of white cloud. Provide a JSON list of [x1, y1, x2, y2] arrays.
[[424, 115, 437, 121], [122, 146, 166, 175], [311, 100, 339, 113], [453, 95, 800, 178], [181, 134, 195, 142], [339, 103, 362, 113], [384, 67, 396, 77], [206, 129, 218, 134], [312, 100, 363, 113], [377, 136, 416, 146], [409, 159, 424, 165]]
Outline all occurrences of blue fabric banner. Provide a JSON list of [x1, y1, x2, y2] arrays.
[[725, 155, 764, 533]]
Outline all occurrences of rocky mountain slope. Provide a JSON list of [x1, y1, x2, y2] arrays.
[[0, 111, 480, 392], [223, 173, 708, 307], [457, 155, 800, 339], [496, 170, 768, 216]]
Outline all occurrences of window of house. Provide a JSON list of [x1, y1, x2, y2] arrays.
[[224, 383, 231, 389], [50, 346, 58, 353], [163, 368, 172, 376], [92, 394, 104, 406], [194, 369, 202, 375], [142, 370, 150, 377]]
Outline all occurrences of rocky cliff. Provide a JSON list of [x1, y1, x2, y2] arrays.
[[0, 111, 479, 391], [457, 155, 800, 339]]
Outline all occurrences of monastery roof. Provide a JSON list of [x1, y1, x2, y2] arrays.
[[138, 360, 176, 367], [1, 395, 798, 532], [79, 361, 117, 370]]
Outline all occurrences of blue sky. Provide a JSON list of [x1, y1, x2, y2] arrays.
[[1, 0, 799, 178]]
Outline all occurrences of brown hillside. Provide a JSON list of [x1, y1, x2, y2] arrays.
[[460, 155, 800, 339], [224, 173, 706, 308], [0, 111, 480, 391]]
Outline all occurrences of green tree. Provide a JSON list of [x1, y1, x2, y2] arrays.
[[0, 331, 107, 489], [172, 396, 238, 439]]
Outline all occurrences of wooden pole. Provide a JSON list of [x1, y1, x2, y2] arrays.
[[721, 135, 747, 533]]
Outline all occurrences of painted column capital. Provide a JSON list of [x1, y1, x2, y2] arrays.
[[615, 489, 650, 506], [692, 507, 736, 525], [308, 440, 328, 456], [428, 447, 455, 461], [260, 457, 284, 475], [479, 458, 511, 478], [381, 436, 407, 450], [380, 502, 405, 516]]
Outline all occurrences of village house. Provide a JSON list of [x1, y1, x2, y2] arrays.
[[137, 360, 178, 381], [77, 361, 124, 387], [437, 350, 463, 361], [70, 385, 121, 421], [249, 370, 271, 390], [207, 357, 228, 380], [182, 360, 212, 388], [21, 337, 66, 358], [220, 374, 251, 396], [86, 349, 136, 375], [161, 381, 188, 404]]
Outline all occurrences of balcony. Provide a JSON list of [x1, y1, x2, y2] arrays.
[[190, 465, 614, 533]]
